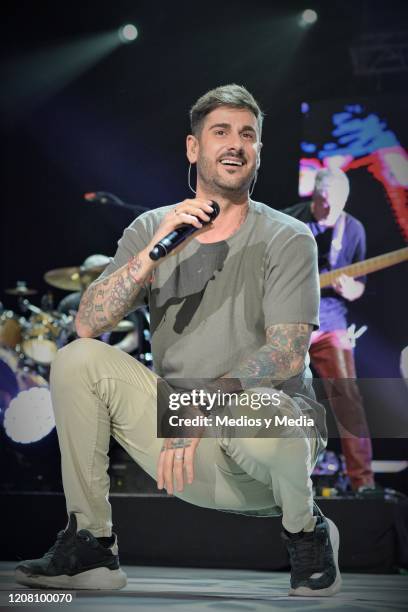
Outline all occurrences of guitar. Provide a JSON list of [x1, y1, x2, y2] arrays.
[[319, 247, 408, 288]]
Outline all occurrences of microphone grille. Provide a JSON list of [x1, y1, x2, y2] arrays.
[[209, 201, 220, 221]]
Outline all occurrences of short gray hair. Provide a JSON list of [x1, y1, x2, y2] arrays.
[[314, 168, 350, 198], [190, 84, 264, 137]]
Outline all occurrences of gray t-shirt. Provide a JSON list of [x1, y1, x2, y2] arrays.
[[99, 200, 320, 389]]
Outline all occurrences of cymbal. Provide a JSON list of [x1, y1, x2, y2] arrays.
[[44, 265, 106, 291], [6, 284, 37, 296], [112, 320, 135, 333]]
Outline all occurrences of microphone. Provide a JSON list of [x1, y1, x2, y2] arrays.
[[149, 201, 220, 261]]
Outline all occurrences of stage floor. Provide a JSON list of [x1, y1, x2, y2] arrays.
[[1, 563, 407, 611]]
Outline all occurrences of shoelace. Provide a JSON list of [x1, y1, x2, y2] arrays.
[[42, 530, 71, 560], [42, 529, 98, 562]]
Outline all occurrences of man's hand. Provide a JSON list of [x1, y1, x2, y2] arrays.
[[157, 437, 201, 494], [332, 274, 365, 301], [75, 199, 216, 338], [147, 199, 216, 259]]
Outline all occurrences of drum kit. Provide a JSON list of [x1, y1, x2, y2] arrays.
[[0, 262, 151, 416]]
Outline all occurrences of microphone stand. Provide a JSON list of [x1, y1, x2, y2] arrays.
[[85, 191, 151, 214]]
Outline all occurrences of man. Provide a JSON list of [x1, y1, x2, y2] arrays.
[[15, 85, 341, 597], [284, 168, 375, 493]]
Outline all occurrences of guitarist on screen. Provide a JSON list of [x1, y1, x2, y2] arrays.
[[284, 168, 376, 495]]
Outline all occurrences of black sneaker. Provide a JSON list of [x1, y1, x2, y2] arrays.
[[15, 513, 127, 590], [282, 515, 341, 597]]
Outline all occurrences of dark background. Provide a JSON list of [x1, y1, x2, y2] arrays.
[[0, 0, 407, 478]]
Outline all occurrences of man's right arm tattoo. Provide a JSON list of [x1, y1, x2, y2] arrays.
[[75, 256, 147, 338]]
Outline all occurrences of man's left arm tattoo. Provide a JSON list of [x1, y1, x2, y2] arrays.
[[207, 323, 313, 392]]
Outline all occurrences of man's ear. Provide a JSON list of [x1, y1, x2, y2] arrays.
[[186, 134, 198, 163], [256, 141, 263, 169]]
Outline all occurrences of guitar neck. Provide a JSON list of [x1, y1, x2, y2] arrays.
[[319, 247, 408, 288]]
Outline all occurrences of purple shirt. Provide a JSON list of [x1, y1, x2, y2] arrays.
[[283, 201, 366, 331]]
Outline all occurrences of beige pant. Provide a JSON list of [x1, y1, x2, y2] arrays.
[[50, 338, 325, 536]]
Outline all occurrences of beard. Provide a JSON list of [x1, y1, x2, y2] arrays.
[[196, 154, 255, 196]]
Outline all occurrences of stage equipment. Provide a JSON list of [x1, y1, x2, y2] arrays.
[[111, 320, 134, 333], [4, 383, 53, 444], [44, 264, 105, 292], [299, 9, 318, 27], [0, 311, 23, 349], [319, 247, 408, 287], [5, 282, 37, 296], [119, 24, 138, 43], [21, 312, 67, 366], [84, 191, 150, 213]]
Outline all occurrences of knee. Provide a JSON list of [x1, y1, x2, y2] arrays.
[[240, 437, 311, 484], [50, 338, 104, 383], [224, 436, 310, 488], [239, 435, 308, 465]]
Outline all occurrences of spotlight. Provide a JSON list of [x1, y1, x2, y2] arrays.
[[301, 101, 310, 114], [119, 24, 138, 43], [299, 9, 318, 27]]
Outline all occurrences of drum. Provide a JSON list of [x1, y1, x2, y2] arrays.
[[0, 311, 23, 349], [22, 313, 61, 365], [108, 307, 152, 365], [1, 343, 49, 410], [0, 346, 20, 410], [0, 345, 19, 374], [3, 365, 52, 444], [16, 367, 48, 394]]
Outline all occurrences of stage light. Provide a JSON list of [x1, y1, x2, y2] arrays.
[[3, 31, 121, 119], [119, 24, 138, 43], [4, 387, 55, 444], [300, 9, 318, 27]]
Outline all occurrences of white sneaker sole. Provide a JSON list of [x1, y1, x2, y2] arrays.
[[289, 518, 342, 597], [15, 566, 127, 590]]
